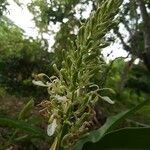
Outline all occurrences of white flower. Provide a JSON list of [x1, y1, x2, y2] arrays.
[[100, 96, 115, 104], [55, 95, 67, 103], [32, 80, 47, 87], [32, 80, 51, 87], [47, 119, 57, 136]]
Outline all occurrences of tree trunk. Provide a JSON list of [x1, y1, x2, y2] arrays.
[[136, 0, 150, 71]]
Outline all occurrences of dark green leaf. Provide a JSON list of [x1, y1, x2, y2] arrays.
[[18, 99, 34, 120], [0, 116, 47, 138], [73, 100, 149, 150], [83, 127, 150, 150]]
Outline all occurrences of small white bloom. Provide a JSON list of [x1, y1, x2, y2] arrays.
[[55, 95, 67, 103], [100, 96, 115, 104], [47, 119, 57, 136], [32, 80, 51, 87], [32, 80, 47, 87]]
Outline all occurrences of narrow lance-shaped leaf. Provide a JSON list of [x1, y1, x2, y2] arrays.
[[0, 116, 47, 138], [18, 99, 34, 120]]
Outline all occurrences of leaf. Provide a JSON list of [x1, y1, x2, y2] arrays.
[[18, 99, 34, 120], [83, 127, 150, 150], [49, 137, 58, 150], [0, 116, 47, 138], [14, 135, 36, 142], [73, 100, 149, 150]]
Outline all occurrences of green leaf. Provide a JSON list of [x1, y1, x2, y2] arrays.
[[83, 127, 150, 150], [14, 134, 45, 142], [0, 116, 47, 138], [73, 100, 149, 150], [18, 99, 34, 120]]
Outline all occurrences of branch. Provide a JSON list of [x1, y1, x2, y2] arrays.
[[121, 18, 133, 37], [113, 27, 131, 52], [117, 57, 135, 92]]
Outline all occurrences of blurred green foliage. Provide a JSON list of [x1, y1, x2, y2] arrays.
[[0, 0, 8, 17], [0, 21, 55, 98]]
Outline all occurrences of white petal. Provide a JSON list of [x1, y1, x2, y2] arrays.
[[55, 95, 67, 102], [101, 96, 115, 104], [32, 80, 48, 87], [47, 119, 57, 136]]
